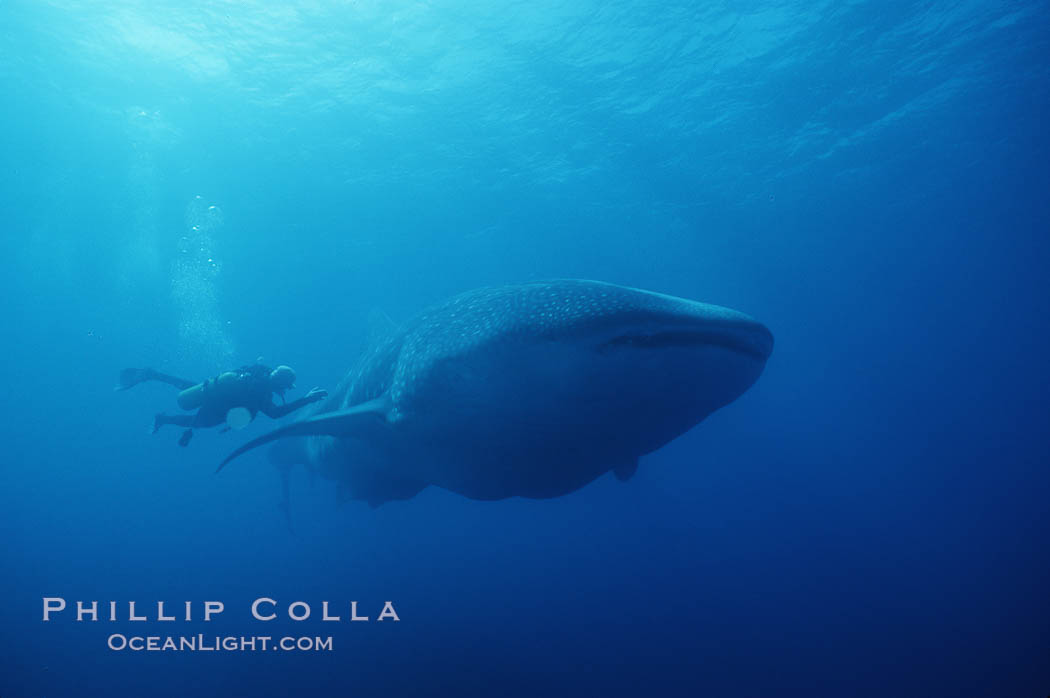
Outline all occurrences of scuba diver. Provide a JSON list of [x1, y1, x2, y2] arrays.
[[117, 363, 328, 446]]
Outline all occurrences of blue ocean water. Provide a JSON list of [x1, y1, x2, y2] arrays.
[[1, 0, 1048, 695]]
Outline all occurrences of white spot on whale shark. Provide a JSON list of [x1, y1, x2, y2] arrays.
[[218, 279, 773, 506]]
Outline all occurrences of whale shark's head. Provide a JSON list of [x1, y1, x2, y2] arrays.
[[587, 286, 772, 449], [531, 281, 773, 452], [394, 280, 773, 460]]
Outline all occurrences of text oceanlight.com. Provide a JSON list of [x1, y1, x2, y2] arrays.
[[107, 634, 333, 652]]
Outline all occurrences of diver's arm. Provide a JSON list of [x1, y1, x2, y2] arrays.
[[261, 388, 328, 419]]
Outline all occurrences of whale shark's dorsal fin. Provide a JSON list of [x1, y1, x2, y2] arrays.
[[216, 395, 392, 474]]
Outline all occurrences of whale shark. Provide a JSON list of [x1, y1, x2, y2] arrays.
[[217, 279, 773, 506]]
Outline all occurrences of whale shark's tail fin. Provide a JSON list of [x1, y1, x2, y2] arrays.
[[215, 395, 392, 474]]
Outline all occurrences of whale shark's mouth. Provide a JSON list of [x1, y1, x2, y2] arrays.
[[599, 325, 773, 360]]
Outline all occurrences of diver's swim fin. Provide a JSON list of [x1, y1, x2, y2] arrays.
[[215, 395, 392, 474], [116, 367, 149, 391]]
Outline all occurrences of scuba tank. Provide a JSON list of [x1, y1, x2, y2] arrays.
[[176, 383, 206, 410], [176, 371, 243, 410]]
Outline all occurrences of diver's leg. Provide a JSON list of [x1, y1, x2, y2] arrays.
[[153, 413, 195, 434], [192, 405, 226, 429], [178, 429, 194, 447], [117, 368, 196, 392], [143, 369, 196, 390]]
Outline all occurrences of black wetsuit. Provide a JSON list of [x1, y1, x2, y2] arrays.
[[188, 364, 276, 428], [118, 364, 320, 446]]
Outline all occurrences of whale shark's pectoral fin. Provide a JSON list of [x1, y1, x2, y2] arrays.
[[612, 458, 639, 482], [216, 395, 391, 474]]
